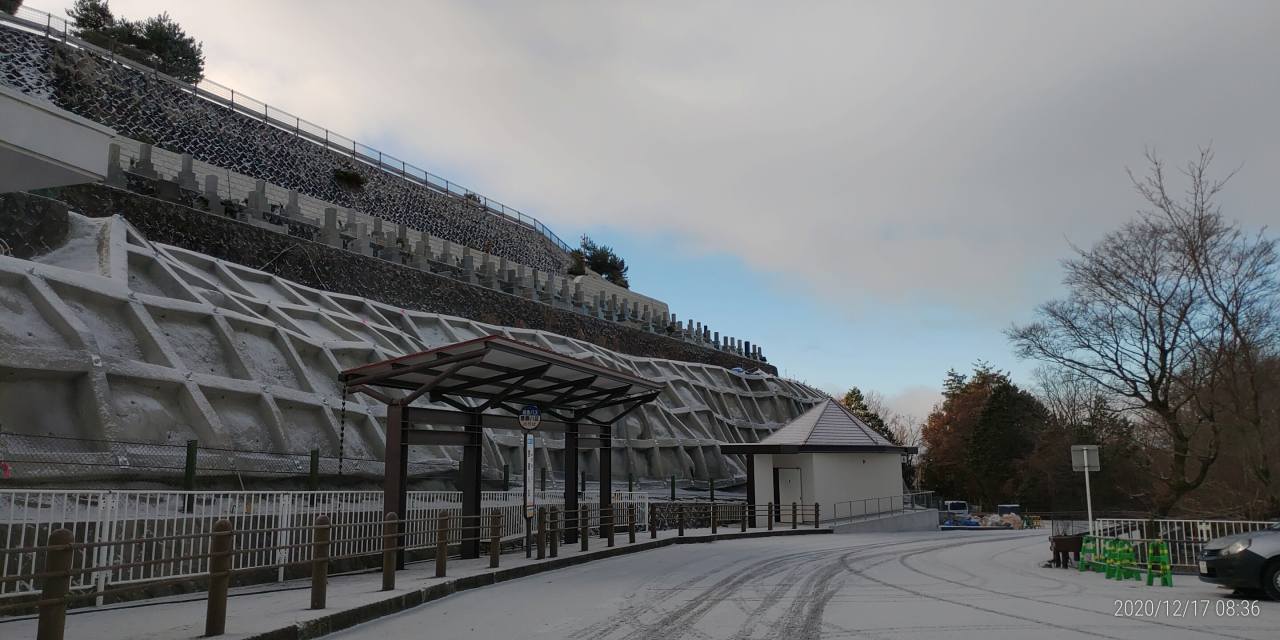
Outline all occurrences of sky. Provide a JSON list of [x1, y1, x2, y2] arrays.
[[40, 1, 1280, 420]]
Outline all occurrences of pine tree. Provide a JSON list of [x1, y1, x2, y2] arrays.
[[840, 386, 899, 444]]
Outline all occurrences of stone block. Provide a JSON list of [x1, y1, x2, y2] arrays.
[[178, 153, 198, 190], [322, 208, 341, 247], [133, 143, 158, 179], [106, 143, 127, 187]]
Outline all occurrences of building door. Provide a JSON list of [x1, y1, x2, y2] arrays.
[[774, 467, 803, 521]]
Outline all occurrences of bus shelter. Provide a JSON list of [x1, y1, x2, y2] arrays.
[[339, 336, 661, 563]]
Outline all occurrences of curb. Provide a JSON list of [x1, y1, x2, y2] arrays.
[[251, 528, 831, 640]]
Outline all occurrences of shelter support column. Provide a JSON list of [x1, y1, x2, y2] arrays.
[[461, 410, 483, 559], [564, 421, 579, 544], [384, 403, 408, 569], [599, 425, 611, 539], [745, 454, 756, 528]]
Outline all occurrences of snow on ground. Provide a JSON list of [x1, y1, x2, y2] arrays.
[[332, 530, 1277, 640]]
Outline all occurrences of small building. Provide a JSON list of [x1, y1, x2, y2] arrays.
[[721, 398, 916, 523]]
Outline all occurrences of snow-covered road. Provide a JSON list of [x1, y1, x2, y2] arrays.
[[332, 529, 1276, 639]]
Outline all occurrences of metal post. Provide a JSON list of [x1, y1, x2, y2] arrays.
[[814, 503, 820, 529], [579, 504, 589, 552], [490, 509, 502, 569], [435, 513, 449, 578], [503, 464, 510, 491], [607, 506, 615, 547], [580, 471, 586, 492], [650, 508, 658, 539], [540, 466, 547, 492], [205, 519, 233, 637], [709, 479, 715, 503], [628, 504, 636, 543], [183, 439, 198, 512], [537, 507, 547, 559], [384, 404, 408, 569], [461, 411, 484, 559], [308, 449, 320, 491], [741, 503, 747, 532], [792, 502, 797, 529], [36, 528, 73, 640], [628, 475, 634, 493], [549, 507, 559, 558], [711, 503, 717, 534], [670, 474, 676, 501], [381, 513, 397, 591], [678, 504, 685, 536], [768, 503, 774, 531], [565, 423, 579, 544], [1083, 448, 1095, 536], [311, 515, 330, 609]]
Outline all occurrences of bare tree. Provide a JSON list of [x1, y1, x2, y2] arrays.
[[1009, 148, 1279, 515]]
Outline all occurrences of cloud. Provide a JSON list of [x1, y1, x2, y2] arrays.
[[71, 0, 1280, 321]]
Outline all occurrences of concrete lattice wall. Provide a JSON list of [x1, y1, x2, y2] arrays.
[[0, 204, 824, 486]]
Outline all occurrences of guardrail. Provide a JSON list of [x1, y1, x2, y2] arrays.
[[1094, 517, 1276, 571], [0, 489, 646, 603], [0, 6, 573, 255]]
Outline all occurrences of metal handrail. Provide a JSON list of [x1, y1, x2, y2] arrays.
[[0, 6, 573, 255], [824, 491, 935, 524]]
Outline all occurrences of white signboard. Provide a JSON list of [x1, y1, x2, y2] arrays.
[[524, 433, 536, 519], [1071, 445, 1100, 472]]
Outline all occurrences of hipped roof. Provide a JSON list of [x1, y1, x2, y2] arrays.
[[720, 398, 917, 455]]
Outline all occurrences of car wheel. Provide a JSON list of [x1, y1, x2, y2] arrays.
[[1264, 561, 1280, 601]]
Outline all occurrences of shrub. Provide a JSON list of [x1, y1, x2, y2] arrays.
[[1, 0, 24, 17], [332, 167, 367, 190]]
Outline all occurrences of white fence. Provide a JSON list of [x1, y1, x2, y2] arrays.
[[1094, 517, 1275, 570], [0, 489, 647, 604]]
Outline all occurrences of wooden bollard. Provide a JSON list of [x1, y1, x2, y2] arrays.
[[490, 509, 502, 569], [768, 503, 774, 531], [579, 505, 589, 552], [711, 503, 718, 534], [628, 504, 636, 544], [382, 512, 397, 591], [678, 504, 685, 537], [311, 515, 330, 610], [549, 507, 559, 558], [435, 513, 449, 578], [205, 519, 234, 637], [792, 502, 797, 529], [607, 506, 615, 547], [814, 503, 820, 529], [36, 528, 73, 640], [537, 506, 547, 560]]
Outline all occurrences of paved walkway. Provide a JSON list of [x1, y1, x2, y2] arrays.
[[0, 525, 825, 640]]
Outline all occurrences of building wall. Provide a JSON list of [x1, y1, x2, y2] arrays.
[[810, 452, 903, 514]]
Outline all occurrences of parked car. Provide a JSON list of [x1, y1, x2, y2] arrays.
[[942, 500, 970, 515], [996, 504, 1021, 516], [1198, 520, 1280, 600]]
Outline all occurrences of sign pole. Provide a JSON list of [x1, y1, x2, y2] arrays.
[[1083, 448, 1094, 536], [519, 405, 540, 559], [524, 434, 531, 558]]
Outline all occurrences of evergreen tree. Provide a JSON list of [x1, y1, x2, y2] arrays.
[[67, 0, 205, 83], [840, 386, 899, 444], [1, 0, 23, 17], [568, 235, 629, 289]]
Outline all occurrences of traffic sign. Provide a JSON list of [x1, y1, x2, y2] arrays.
[[519, 405, 541, 430], [1071, 445, 1100, 472]]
